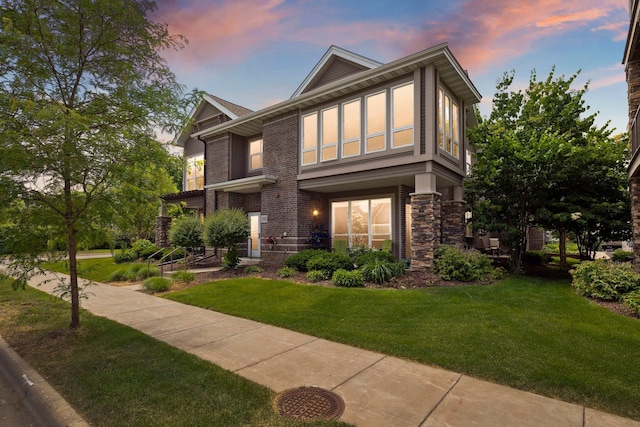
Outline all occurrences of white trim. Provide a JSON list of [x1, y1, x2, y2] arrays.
[[202, 94, 241, 120], [204, 175, 276, 193]]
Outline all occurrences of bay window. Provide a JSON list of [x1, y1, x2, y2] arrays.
[[391, 83, 414, 148], [438, 87, 460, 158], [302, 112, 318, 165], [365, 91, 386, 153], [342, 99, 361, 157], [321, 106, 338, 161]]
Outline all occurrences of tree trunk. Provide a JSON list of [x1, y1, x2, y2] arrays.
[[559, 229, 567, 267], [65, 179, 81, 329]]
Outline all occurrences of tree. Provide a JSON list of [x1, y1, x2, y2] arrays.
[[466, 69, 629, 269], [0, 0, 186, 328], [203, 208, 249, 270]]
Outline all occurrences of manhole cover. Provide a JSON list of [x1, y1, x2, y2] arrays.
[[276, 386, 345, 421]]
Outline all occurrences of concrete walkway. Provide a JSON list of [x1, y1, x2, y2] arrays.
[[3, 268, 640, 427]]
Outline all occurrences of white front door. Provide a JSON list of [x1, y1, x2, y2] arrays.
[[248, 212, 261, 258]]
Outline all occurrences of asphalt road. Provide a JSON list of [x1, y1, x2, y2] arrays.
[[0, 370, 37, 427]]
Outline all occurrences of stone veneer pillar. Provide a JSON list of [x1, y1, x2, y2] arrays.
[[630, 176, 640, 270], [410, 192, 441, 270], [441, 200, 466, 246], [155, 216, 172, 248]]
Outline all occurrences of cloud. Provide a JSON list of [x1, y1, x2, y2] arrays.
[[154, 0, 294, 67], [399, 0, 627, 72]]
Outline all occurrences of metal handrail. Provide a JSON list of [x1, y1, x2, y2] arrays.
[[152, 247, 184, 278]]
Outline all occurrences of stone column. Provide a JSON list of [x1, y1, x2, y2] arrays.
[[630, 176, 640, 270], [441, 200, 466, 246], [410, 192, 441, 270], [155, 216, 172, 248]]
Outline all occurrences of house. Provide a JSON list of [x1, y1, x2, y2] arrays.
[[625, 0, 640, 268], [158, 44, 481, 270]]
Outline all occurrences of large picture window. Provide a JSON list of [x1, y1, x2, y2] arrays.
[[185, 155, 204, 191], [331, 197, 391, 249], [438, 87, 459, 158]]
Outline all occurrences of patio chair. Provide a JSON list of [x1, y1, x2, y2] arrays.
[[488, 238, 500, 256], [381, 239, 392, 253]]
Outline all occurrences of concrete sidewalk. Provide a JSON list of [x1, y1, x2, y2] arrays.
[[3, 269, 640, 426]]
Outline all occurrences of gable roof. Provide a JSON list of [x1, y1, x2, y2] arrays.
[[291, 45, 382, 98], [175, 94, 253, 146], [192, 43, 481, 142]]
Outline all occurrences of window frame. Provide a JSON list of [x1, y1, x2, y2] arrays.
[[320, 106, 338, 162], [341, 98, 361, 158], [365, 90, 387, 154], [438, 85, 460, 158], [330, 196, 393, 249], [184, 154, 205, 191], [248, 137, 263, 171], [390, 82, 414, 149], [301, 112, 318, 166]]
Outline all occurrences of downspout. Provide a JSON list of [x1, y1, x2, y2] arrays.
[[197, 135, 208, 216]]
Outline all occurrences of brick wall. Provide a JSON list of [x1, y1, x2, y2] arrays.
[[627, 59, 640, 128]]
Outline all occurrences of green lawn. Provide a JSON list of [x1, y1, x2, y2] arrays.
[[44, 257, 134, 282], [0, 277, 349, 427], [165, 275, 640, 420]]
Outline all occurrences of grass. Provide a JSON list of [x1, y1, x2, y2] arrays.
[[44, 257, 139, 282], [0, 276, 349, 427], [165, 275, 640, 420]]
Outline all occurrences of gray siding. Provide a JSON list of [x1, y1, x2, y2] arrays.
[[304, 58, 368, 94]]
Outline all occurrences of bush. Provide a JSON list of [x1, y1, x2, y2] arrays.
[[142, 277, 172, 293], [611, 249, 633, 263], [571, 261, 640, 301], [131, 239, 160, 260], [284, 249, 325, 272], [276, 267, 297, 278], [306, 252, 354, 276], [522, 250, 552, 266], [108, 268, 129, 282], [172, 271, 195, 283], [621, 290, 640, 316], [169, 216, 204, 249], [244, 265, 263, 274], [332, 269, 365, 288], [354, 250, 396, 268], [433, 245, 494, 282], [360, 258, 405, 284], [204, 208, 249, 270], [305, 270, 330, 282], [114, 249, 137, 264]]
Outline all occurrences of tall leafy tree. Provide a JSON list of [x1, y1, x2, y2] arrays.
[[0, 0, 185, 328], [466, 69, 629, 269]]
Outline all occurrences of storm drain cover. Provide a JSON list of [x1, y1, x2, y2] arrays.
[[276, 386, 345, 421]]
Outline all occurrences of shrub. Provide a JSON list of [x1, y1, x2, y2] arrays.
[[433, 245, 494, 282], [305, 270, 330, 282], [571, 260, 640, 301], [611, 249, 633, 263], [127, 264, 158, 281], [276, 267, 297, 278], [284, 249, 324, 272], [114, 249, 137, 264], [142, 277, 172, 293], [244, 265, 263, 274], [354, 250, 396, 268], [306, 252, 354, 276], [108, 268, 129, 282], [522, 250, 551, 266], [332, 269, 365, 288], [204, 208, 249, 270], [360, 258, 405, 284], [169, 216, 204, 249], [621, 290, 640, 316], [172, 271, 195, 283], [131, 239, 160, 260]]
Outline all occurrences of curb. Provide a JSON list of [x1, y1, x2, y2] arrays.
[[0, 336, 89, 427]]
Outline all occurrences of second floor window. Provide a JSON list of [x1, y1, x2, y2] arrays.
[[321, 106, 338, 161], [438, 87, 460, 158], [185, 155, 204, 191], [249, 138, 263, 170]]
